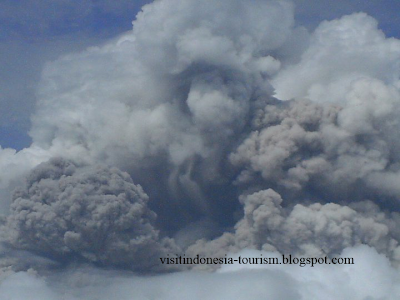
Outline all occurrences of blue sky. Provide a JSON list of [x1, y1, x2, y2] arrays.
[[0, 0, 399, 150]]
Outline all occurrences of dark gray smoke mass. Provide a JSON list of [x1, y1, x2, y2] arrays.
[[4, 158, 179, 271]]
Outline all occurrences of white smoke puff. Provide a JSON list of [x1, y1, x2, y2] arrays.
[[272, 12, 400, 104], [4, 158, 180, 271], [188, 189, 400, 264], [30, 0, 296, 164], [270, 12, 400, 178], [0, 146, 50, 214]]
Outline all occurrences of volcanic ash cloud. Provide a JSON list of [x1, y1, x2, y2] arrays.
[[4, 158, 180, 271]]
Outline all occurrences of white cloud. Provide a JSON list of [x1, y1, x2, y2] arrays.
[[1, 246, 399, 300], [272, 13, 400, 103]]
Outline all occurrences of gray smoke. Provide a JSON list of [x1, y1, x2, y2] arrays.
[[1, 0, 400, 298], [187, 79, 400, 266], [3, 158, 180, 272], [187, 189, 400, 267], [14, 0, 300, 228], [230, 95, 400, 202]]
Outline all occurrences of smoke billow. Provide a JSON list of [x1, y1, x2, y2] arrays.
[[1, 0, 400, 298], [4, 158, 179, 271], [230, 94, 400, 201], [187, 189, 400, 265]]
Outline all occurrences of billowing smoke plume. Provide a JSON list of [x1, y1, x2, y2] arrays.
[[4, 158, 179, 271], [5, 0, 302, 227], [230, 93, 400, 201], [1, 0, 400, 298], [187, 189, 400, 266]]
